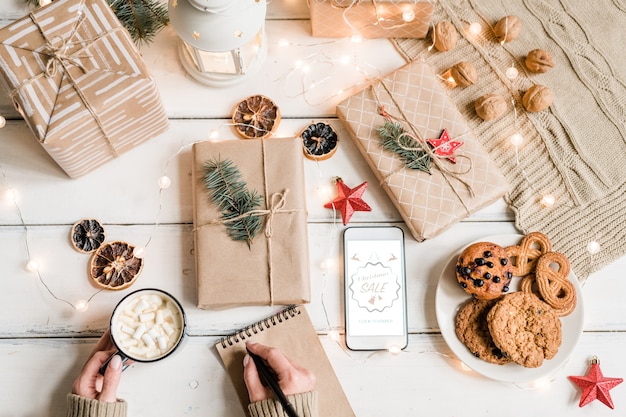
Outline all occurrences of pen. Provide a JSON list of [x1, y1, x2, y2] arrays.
[[246, 348, 300, 417]]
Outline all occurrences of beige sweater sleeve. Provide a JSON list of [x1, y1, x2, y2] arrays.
[[65, 394, 127, 417], [248, 391, 318, 417]]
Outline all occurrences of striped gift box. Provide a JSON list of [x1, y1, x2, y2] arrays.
[[0, 0, 169, 178]]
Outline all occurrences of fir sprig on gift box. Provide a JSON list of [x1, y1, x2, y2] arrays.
[[378, 120, 432, 174], [24, 0, 169, 45], [202, 158, 263, 248]]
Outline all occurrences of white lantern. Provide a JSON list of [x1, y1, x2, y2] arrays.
[[168, 0, 268, 87]]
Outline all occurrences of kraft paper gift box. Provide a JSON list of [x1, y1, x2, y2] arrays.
[[192, 138, 311, 309], [336, 61, 509, 241], [309, 0, 434, 39], [0, 0, 169, 178]]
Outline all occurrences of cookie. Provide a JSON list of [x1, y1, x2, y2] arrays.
[[456, 242, 514, 300], [505, 232, 552, 277], [455, 298, 511, 365], [487, 292, 562, 368]]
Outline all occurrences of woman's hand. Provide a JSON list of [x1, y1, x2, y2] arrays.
[[243, 342, 316, 402]]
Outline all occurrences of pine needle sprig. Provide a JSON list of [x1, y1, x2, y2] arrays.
[[378, 120, 432, 174], [203, 158, 263, 248]]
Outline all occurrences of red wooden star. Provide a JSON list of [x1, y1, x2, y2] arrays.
[[324, 178, 371, 225], [569, 357, 623, 409], [426, 129, 463, 163]]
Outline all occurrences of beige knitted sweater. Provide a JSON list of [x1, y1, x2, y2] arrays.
[[393, 0, 626, 280]]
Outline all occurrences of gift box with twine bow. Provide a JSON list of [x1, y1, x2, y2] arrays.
[[0, 0, 169, 178]]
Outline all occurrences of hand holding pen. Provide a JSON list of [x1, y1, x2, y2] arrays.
[[243, 342, 316, 416]]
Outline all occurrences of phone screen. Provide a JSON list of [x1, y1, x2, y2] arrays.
[[343, 227, 407, 349]]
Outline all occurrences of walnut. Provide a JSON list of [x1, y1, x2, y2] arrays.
[[494, 15, 522, 43], [525, 49, 555, 73], [433, 21, 458, 52], [522, 84, 553, 112], [475, 94, 508, 121], [450, 62, 478, 87]]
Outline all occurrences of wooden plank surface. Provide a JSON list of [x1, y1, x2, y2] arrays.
[[0, 0, 625, 415]]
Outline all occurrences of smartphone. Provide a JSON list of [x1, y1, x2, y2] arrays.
[[342, 226, 408, 351]]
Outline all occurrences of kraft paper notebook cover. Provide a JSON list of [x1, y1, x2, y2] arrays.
[[215, 305, 355, 417]]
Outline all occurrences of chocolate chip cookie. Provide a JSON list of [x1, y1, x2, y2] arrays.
[[455, 298, 511, 365], [456, 242, 514, 300], [487, 292, 562, 368]]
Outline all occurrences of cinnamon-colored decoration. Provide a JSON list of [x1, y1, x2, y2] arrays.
[[89, 241, 143, 290]]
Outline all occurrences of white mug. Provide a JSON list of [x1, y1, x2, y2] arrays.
[[100, 288, 187, 373]]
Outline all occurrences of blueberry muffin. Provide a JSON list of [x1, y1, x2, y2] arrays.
[[456, 242, 513, 300]]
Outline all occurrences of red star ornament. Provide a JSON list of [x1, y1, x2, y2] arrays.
[[324, 178, 372, 225], [569, 356, 623, 409], [426, 129, 463, 163]]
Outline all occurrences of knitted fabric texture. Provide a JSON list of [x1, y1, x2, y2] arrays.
[[248, 391, 318, 417], [392, 0, 626, 281], [65, 394, 127, 417]]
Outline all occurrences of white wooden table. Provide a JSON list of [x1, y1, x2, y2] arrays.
[[1, 1, 625, 416]]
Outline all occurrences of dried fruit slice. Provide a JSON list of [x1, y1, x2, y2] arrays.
[[232, 95, 280, 139], [301, 122, 339, 161], [70, 219, 106, 253], [89, 241, 143, 290]]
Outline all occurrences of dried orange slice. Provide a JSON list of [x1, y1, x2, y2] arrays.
[[301, 122, 339, 161], [232, 95, 280, 139], [70, 219, 106, 253], [89, 241, 143, 290]]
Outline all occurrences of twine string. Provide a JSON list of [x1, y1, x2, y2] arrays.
[[371, 80, 476, 212], [9, 9, 124, 157]]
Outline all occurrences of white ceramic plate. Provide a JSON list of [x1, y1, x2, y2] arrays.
[[435, 234, 584, 384]]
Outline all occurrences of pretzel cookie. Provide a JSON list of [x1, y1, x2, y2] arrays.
[[456, 242, 514, 300], [505, 232, 552, 277], [487, 292, 562, 368], [533, 252, 577, 316]]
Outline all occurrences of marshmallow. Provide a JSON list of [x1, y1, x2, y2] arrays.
[[141, 333, 156, 349], [139, 312, 155, 322], [132, 324, 147, 340]]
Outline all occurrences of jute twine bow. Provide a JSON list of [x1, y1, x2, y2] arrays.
[[8, 7, 123, 157], [199, 140, 303, 305], [372, 79, 476, 212]]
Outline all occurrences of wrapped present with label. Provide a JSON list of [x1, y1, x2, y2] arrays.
[[310, 0, 433, 39], [336, 61, 509, 241], [0, 0, 169, 178], [192, 138, 311, 309]]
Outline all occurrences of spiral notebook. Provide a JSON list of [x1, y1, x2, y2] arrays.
[[215, 305, 355, 417]]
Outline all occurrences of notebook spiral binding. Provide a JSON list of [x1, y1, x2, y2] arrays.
[[219, 305, 301, 349]]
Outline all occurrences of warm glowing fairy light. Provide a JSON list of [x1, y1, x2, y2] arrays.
[[587, 241, 601, 254], [510, 133, 524, 147], [505, 66, 519, 79], [158, 175, 172, 189], [26, 260, 40, 272], [74, 299, 89, 312], [468, 22, 482, 35]]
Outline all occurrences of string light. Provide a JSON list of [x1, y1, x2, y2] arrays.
[[402, 9, 416, 23], [158, 175, 172, 189], [0, 115, 6, 128], [468, 22, 482, 36], [74, 299, 89, 312], [540, 194, 556, 208], [25, 260, 40, 272], [509, 133, 524, 147], [505, 66, 519, 79], [133, 246, 146, 259], [587, 241, 601, 255], [208, 128, 220, 140], [328, 330, 341, 342], [388, 345, 402, 355]]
